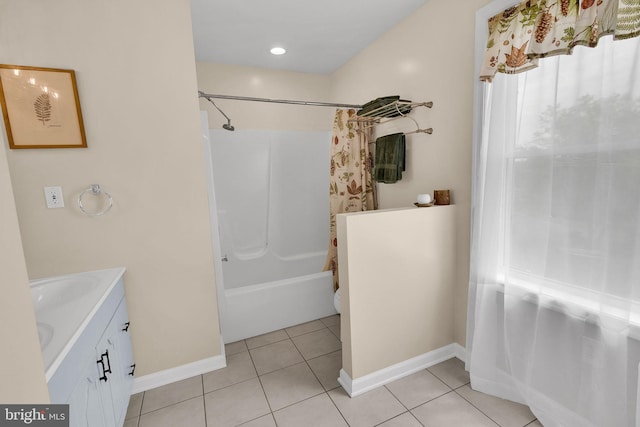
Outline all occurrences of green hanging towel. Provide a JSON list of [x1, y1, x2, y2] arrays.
[[374, 133, 405, 184]]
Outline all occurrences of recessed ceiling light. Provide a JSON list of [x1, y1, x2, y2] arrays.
[[270, 47, 286, 55]]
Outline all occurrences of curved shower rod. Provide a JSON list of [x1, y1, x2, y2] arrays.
[[197, 91, 362, 109]]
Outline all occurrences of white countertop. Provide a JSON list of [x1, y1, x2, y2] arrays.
[[29, 267, 126, 380]]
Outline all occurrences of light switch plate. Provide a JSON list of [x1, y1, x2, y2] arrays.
[[44, 186, 65, 208]]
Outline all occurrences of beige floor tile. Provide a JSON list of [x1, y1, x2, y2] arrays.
[[238, 414, 277, 426], [411, 391, 498, 427], [246, 329, 289, 349], [328, 386, 405, 427], [328, 323, 341, 340], [377, 411, 424, 427], [225, 340, 248, 356], [204, 378, 270, 427], [320, 314, 340, 327], [273, 393, 348, 427], [125, 392, 143, 420], [140, 375, 203, 414], [285, 320, 326, 337], [133, 318, 542, 427], [139, 397, 205, 427], [385, 369, 451, 409], [427, 357, 470, 389], [203, 351, 257, 393], [291, 328, 341, 360], [457, 385, 536, 427], [307, 350, 342, 391], [250, 339, 304, 375], [259, 362, 325, 411]]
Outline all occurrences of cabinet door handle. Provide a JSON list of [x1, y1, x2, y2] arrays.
[[122, 321, 130, 332], [103, 350, 112, 374], [97, 359, 108, 382], [128, 363, 136, 376], [97, 350, 112, 382]]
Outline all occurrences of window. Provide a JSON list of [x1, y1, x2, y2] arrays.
[[490, 36, 640, 304]]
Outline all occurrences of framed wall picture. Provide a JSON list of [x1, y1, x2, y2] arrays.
[[0, 64, 87, 149]]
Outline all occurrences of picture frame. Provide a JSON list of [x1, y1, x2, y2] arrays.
[[0, 64, 87, 149]]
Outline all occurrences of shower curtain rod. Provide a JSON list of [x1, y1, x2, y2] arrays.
[[198, 91, 362, 109]]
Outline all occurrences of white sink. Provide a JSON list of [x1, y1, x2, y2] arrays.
[[31, 276, 101, 312], [29, 268, 126, 376], [36, 322, 54, 350]]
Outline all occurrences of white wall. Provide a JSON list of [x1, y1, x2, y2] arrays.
[[0, 0, 220, 379], [209, 129, 330, 288]]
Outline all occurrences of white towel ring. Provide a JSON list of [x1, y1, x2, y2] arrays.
[[78, 184, 113, 216]]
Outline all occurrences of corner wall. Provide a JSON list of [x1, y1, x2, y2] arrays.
[[0, 133, 49, 403], [0, 0, 220, 378]]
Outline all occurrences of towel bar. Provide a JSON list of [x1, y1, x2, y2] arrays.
[[349, 100, 434, 136], [78, 184, 113, 216]]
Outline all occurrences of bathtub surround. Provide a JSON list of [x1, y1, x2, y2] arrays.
[[206, 128, 336, 342]]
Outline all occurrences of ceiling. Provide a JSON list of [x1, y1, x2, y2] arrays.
[[190, 0, 429, 74]]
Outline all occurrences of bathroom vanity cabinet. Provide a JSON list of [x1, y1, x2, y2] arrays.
[[66, 296, 133, 427], [35, 269, 134, 427]]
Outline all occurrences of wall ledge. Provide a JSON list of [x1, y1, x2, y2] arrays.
[[338, 343, 466, 397], [131, 337, 226, 394]]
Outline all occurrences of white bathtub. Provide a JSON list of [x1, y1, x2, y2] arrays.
[[219, 240, 338, 344], [220, 250, 337, 343], [223, 268, 336, 343]]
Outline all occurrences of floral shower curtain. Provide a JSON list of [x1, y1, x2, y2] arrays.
[[323, 109, 376, 291]]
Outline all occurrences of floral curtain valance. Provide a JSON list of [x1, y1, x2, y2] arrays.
[[480, 0, 640, 82]]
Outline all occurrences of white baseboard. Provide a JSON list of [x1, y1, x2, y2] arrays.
[[131, 337, 227, 394], [338, 342, 466, 397], [452, 342, 467, 363]]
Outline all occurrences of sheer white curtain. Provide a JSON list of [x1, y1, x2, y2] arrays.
[[468, 35, 640, 426]]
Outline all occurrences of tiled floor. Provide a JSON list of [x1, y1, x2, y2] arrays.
[[124, 315, 542, 427]]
